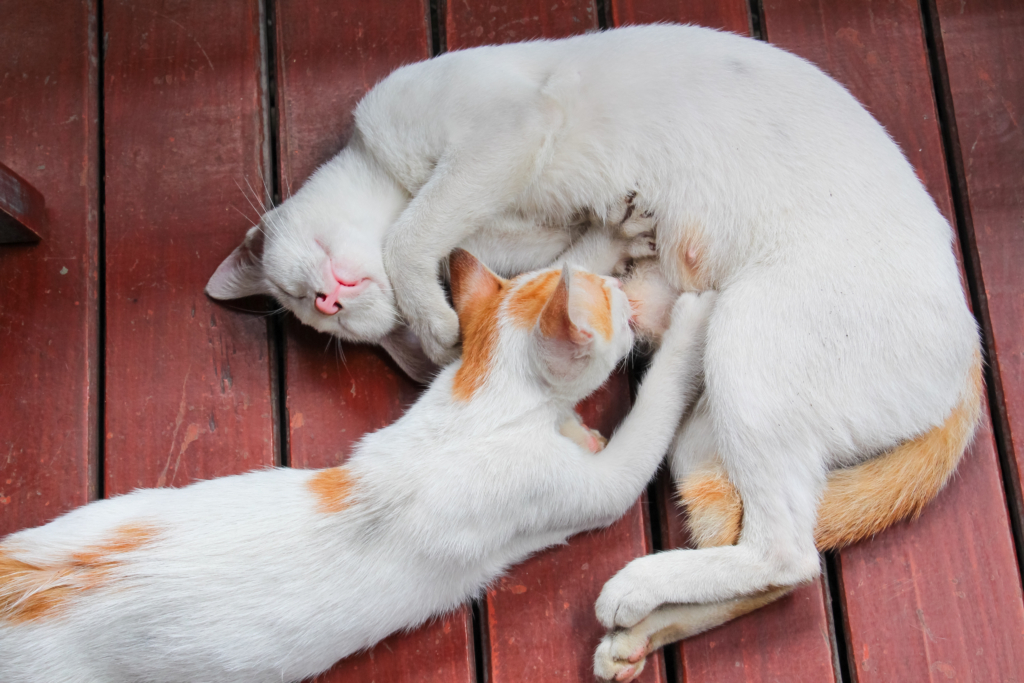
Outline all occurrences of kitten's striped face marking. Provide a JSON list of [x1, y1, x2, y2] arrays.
[[448, 249, 633, 402], [0, 523, 160, 624]]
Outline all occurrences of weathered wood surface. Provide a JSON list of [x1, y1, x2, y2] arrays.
[[933, 0, 1024, 542], [445, 0, 596, 51], [0, 0, 99, 534], [762, 0, 1024, 680], [608, 4, 838, 682], [609, 0, 750, 34], [103, 0, 277, 494], [273, 1, 476, 681], [0, 161, 46, 243]]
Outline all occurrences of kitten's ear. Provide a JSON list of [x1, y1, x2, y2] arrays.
[[449, 248, 502, 317], [206, 226, 267, 300], [536, 266, 594, 378]]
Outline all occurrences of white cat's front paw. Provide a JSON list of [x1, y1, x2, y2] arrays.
[[594, 629, 651, 682], [596, 558, 662, 629], [416, 305, 460, 365]]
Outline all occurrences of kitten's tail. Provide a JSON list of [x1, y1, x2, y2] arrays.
[[682, 352, 984, 551]]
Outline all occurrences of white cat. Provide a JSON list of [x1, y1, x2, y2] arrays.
[[0, 252, 714, 683], [207, 24, 981, 682]]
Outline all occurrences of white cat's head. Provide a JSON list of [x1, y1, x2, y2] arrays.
[[206, 148, 409, 344], [448, 249, 634, 403]]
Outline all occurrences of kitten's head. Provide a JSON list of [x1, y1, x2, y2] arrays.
[[448, 249, 634, 403], [205, 152, 408, 344]]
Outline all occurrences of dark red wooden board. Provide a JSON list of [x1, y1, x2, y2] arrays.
[[933, 0, 1024, 547], [608, 5, 838, 682], [273, 1, 476, 681], [445, 0, 597, 51], [0, 0, 100, 534], [762, 0, 1024, 679], [609, 0, 750, 34], [103, 0, 277, 493], [0, 161, 46, 243]]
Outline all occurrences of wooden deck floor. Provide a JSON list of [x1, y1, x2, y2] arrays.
[[2, 1, 1023, 681]]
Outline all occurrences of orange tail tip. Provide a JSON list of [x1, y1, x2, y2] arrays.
[[682, 354, 983, 550]]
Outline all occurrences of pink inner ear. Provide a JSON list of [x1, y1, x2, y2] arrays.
[[449, 249, 502, 315]]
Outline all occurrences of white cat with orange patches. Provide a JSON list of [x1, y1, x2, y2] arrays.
[[0, 251, 714, 683], [206, 24, 982, 681]]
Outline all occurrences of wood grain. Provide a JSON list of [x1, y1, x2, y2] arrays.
[[0, 0, 100, 534], [445, 0, 597, 51], [933, 0, 1024, 547], [273, 2, 475, 681], [609, 0, 750, 34], [103, 0, 277, 493], [0, 161, 46, 243], [763, 0, 1024, 679]]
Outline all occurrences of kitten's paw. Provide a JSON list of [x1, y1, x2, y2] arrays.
[[417, 306, 461, 365], [596, 558, 662, 629], [594, 629, 651, 682], [668, 290, 717, 331]]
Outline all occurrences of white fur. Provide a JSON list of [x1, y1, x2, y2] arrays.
[[205, 23, 979, 676], [0, 273, 714, 683]]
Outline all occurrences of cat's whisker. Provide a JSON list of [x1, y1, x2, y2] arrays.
[[235, 178, 268, 228], [243, 175, 270, 214]]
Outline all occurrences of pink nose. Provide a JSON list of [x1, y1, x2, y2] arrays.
[[315, 284, 344, 315]]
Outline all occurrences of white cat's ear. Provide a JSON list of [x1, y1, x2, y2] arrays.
[[449, 248, 503, 317], [206, 226, 267, 300], [536, 266, 594, 379]]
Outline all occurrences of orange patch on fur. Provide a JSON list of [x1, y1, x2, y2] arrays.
[[307, 466, 356, 514], [507, 270, 561, 330], [679, 469, 743, 548], [452, 281, 507, 401], [574, 272, 613, 340], [0, 523, 160, 624], [813, 352, 983, 549], [680, 352, 983, 551]]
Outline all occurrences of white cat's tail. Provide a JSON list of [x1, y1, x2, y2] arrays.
[[682, 352, 984, 551]]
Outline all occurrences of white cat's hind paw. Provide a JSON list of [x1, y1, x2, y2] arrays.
[[596, 558, 662, 629], [594, 629, 651, 682]]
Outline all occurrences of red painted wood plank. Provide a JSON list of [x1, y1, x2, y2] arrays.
[[103, 0, 276, 493], [445, 0, 597, 51], [0, 161, 46, 243], [934, 0, 1024, 548], [0, 0, 100, 534], [442, 5, 662, 682], [608, 5, 838, 682], [762, 1, 1024, 679], [609, 0, 750, 34], [273, 2, 475, 681]]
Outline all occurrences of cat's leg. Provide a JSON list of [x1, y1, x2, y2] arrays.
[[595, 284, 826, 633], [382, 105, 561, 364]]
